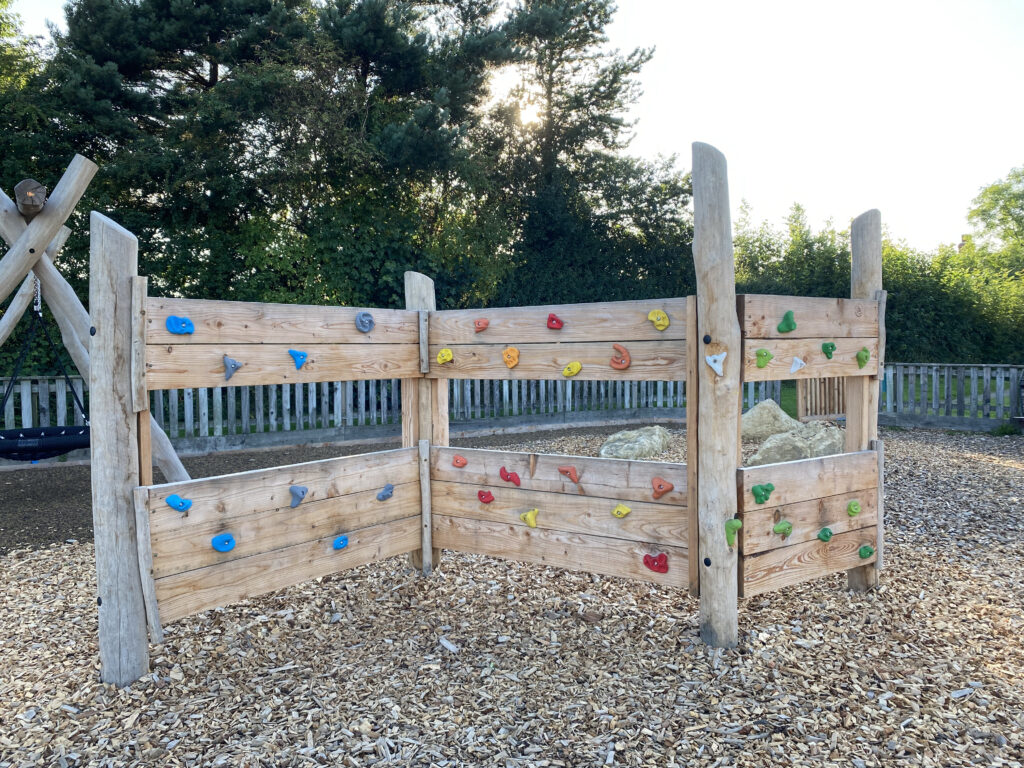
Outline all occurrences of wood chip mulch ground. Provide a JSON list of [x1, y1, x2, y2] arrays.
[[1, 426, 1022, 767]]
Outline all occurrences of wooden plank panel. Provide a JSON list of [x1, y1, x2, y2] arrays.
[[433, 515, 688, 590], [742, 338, 879, 382], [145, 447, 417, 534], [429, 298, 688, 345], [430, 446, 686, 506], [151, 482, 419, 578], [432, 481, 687, 546], [740, 295, 879, 339], [738, 489, 877, 555], [146, 297, 419, 345], [738, 450, 878, 511], [425, 340, 686, 381], [155, 517, 420, 623], [145, 343, 420, 389], [741, 527, 878, 597]]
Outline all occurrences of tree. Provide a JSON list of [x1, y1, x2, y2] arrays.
[[968, 165, 1024, 255]]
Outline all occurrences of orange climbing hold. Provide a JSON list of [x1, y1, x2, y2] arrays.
[[557, 465, 579, 484], [452, 454, 468, 468], [503, 347, 520, 368], [651, 477, 674, 499], [473, 318, 489, 333], [609, 343, 631, 370]]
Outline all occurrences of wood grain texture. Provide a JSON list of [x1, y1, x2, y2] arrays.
[[132, 488, 164, 643], [433, 514, 688, 589], [741, 527, 878, 597], [738, 450, 878, 511], [146, 297, 419, 345], [432, 481, 688, 546], [145, 342, 420, 389], [739, 490, 877, 555], [429, 298, 688, 345], [740, 295, 879, 339], [155, 516, 420, 623], [430, 446, 687, 506], [131, 277, 148, 412], [742, 338, 879, 382], [685, 296, 700, 596], [417, 439, 433, 574], [425, 340, 685, 381]]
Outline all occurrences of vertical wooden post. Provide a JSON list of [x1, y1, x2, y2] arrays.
[[89, 212, 149, 685], [685, 297, 700, 597], [403, 271, 443, 570], [846, 209, 883, 591], [691, 143, 741, 648]]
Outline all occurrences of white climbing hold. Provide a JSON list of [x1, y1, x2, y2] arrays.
[[790, 356, 806, 373], [705, 352, 726, 377]]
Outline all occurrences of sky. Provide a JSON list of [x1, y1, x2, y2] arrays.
[[11, 0, 1024, 251]]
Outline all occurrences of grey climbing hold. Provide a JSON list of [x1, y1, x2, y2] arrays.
[[705, 352, 726, 376], [355, 312, 375, 333], [289, 485, 308, 508], [223, 355, 243, 381], [377, 483, 394, 501]]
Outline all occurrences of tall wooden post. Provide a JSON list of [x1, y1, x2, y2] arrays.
[[402, 271, 446, 571], [691, 143, 741, 647], [846, 209, 883, 591], [90, 212, 149, 685]]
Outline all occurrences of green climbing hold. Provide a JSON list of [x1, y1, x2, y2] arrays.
[[752, 483, 775, 504], [859, 544, 875, 559], [818, 527, 833, 542], [755, 348, 774, 368], [725, 518, 743, 548], [777, 310, 797, 334], [847, 500, 861, 517], [856, 347, 870, 369], [821, 341, 837, 359], [773, 520, 793, 537]]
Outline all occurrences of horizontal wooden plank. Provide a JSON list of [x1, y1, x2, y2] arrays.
[[739, 450, 878, 511], [433, 514, 688, 589], [433, 481, 687, 547], [429, 298, 688, 345], [741, 295, 879, 339], [425, 340, 685, 380], [741, 526, 878, 597], [739, 489, 877, 556], [742, 338, 879, 382], [147, 297, 419, 345], [145, 343, 420, 389], [431, 447, 687, 506], [145, 447, 417, 535], [151, 482, 420, 579], [155, 516, 420, 623]]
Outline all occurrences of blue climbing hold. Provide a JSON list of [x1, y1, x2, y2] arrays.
[[289, 485, 308, 508], [223, 355, 243, 381], [211, 533, 235, 553], [355, 311, 375, 333], [333, 535, 349, 551], [377, 483, 394, 501], [166, 316, 194, 335], [166, 494, 192, 513], [288, 349, 308, 370]]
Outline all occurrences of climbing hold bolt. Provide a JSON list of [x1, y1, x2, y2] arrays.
[[473, 318, 489, 333], [557, 465, 579, 484], [705, 352, 726, 377], [333, 535, 349, 551], [647, 309, 670, 331], [288, 349, 308, 370], [503, 347, 520, 369], [612, 503, 631, 519], [755, 348, 774, 368], [609, 343, 631, 370], [562, 361, 582, 377], [547, 313, 564, 330], [777, 310, 797, 334], [376, 483, 394, 501], [166, 315, 195, 335], [478, 490, 494, 504], [643, 552, 669, 573], [289, 485, 308, 508], [790, 356, 807, 373], [651, 476, 674, 499], [856, 347, 870, 369], [818, 527, 833, 542], [858, 544, 875, 559], [725, 518, 743, 548], [520, 508, 539, 528], [821, 341, 837, 359], [847, 500, 861, 517], [223, 355, 243, 381], [437, 348, 454, 365], [211, 533, 236, 553], [752, 483, 775, 504], [165, 494, 192, 513], [452, 454, 468, 468], [354, 311, 375, 333]]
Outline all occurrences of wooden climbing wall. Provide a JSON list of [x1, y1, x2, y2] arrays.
[[429, 447, 690, 589], [735, 448, 883, 596]]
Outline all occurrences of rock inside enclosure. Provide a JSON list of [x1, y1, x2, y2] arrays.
[[740, 399, 800, 442], [598, 425, 671, 459], [747, 420, 846, 466]]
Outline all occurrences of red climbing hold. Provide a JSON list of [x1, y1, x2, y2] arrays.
[[547, 313, 564, 330], [478, 490, 494, 504], [651, 476, 674, 499], [474, 318, 489, 333], [452, 454, 468, 468], [499, 466, 521, 486], [643, 553, 669, 573], [557, 465, 579, 484]]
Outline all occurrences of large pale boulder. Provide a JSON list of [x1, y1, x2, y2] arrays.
[[747, 421, 846, 466], [599, 425, 672, 460], [741, 399, 800, 442]]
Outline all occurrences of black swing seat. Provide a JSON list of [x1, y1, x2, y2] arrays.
[[0, 425, 90, 461]]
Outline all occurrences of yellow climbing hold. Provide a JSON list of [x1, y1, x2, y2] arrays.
[[647, 309, 670, 331], [611, 503, 631, 519], [503, 347, 520, 368], [520, 508, 539, 528], [562, 360, 582, 377], [437, 348, 454, 365]]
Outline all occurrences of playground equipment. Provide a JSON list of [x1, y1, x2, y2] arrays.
[[4, 144, 885, 686]]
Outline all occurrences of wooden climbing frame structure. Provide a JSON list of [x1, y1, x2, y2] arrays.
[[37, 143, 886, 685]]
